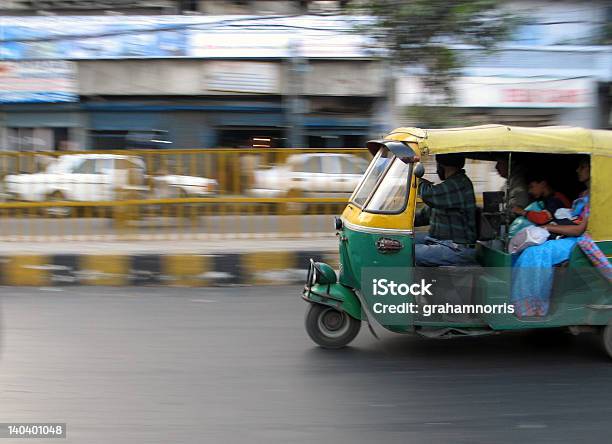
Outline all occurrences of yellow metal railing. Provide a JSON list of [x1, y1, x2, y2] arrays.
[[0, 148, 496, 242], [0, 148, 370, 241]]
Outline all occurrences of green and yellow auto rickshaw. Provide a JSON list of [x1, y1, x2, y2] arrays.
[[302, 125, 612, 358]]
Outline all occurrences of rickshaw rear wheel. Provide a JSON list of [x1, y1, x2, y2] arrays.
[[601, 324, 612, 360], [305, 304, 360, 349]]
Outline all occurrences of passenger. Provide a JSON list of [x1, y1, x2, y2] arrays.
[[495, 157, 529, 217], [510, 157, 591, 318], [511, 174, 571, 225], [414, 154, 477, 266]]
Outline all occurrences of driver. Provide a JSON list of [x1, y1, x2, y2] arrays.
[[414, 154, 477, 266]]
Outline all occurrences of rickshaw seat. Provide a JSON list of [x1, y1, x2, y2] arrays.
[[475, 240, 512, 267], [475, 205, 503, 242]]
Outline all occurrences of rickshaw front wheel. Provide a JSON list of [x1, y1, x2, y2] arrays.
[[601, 324, 612, 360], [305, 304, 361, 349]]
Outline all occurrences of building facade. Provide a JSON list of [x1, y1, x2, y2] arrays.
[[0, 13, 383, 150]]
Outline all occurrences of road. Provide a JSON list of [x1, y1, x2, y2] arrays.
[[1, 286, 611, 444]]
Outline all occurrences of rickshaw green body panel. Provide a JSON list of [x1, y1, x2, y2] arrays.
[[310, 225, 611, 331], [338, 225, 414, 289], [471, 241, 612, 330], [303, 225, 415, 323]]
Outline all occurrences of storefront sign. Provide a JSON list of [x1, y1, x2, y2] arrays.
[[205, 61, 280, 94], [189, 32, 291, 58], [0, 61, 78, 103], [397, 76, 595, 108]]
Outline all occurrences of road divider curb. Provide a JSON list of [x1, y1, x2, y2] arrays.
[[0, 251, 339, 286]]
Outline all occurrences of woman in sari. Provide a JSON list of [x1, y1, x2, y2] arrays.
[[510, 158, 591, 317]]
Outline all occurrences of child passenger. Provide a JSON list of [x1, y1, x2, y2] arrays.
[[511, 174, 571, 225]]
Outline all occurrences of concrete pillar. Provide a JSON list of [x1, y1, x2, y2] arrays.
[[70, 112, 89, 150], [286, 41, 307, 148], [0, 112, 7, 151]]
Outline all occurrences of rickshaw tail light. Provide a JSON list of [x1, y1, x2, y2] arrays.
[[334, 216, 343, 231]]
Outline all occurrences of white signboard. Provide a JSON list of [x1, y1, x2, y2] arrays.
[[397, 76, 595, 108], [189, 32, 291, 58], [299, 33, 375, 58], [205, 61, 280, 94]]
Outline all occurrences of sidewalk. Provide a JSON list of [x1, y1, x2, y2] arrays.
[[0, 237, 337, 254], [0, 237, 339, 287]]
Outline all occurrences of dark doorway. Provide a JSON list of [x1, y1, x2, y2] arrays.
[[216, 128, 286, 148]]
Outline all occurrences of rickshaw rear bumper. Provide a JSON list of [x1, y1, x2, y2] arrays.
[[302, 261, 363, 321], [302, 284, 363, 321]]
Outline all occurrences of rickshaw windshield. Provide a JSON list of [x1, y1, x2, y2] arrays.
[[365, 158, 411, 213], [350, 148, 393, 208]]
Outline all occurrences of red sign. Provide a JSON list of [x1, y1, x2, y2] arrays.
[[502, 88, 586, 104]]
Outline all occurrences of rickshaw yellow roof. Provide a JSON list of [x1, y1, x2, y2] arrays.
[[386, 125, 612, 157]]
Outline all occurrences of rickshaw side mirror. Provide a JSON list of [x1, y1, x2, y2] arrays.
[[413, 162, 425, 179]]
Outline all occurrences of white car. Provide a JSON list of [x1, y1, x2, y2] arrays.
[[4, 154, 218, 202], [248, 153, 369, 199]]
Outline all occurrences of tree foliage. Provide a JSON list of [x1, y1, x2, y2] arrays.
[[348, 0, 515, 103]]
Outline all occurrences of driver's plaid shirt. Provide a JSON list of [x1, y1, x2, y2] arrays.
[[415, 171, 477, 245]]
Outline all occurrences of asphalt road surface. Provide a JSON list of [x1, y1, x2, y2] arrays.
[[1, 286, 611, 444]]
